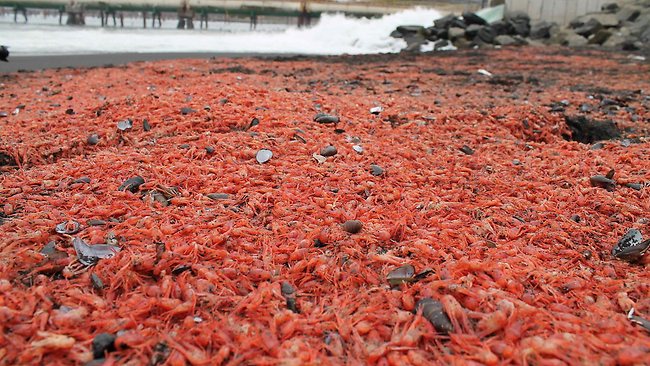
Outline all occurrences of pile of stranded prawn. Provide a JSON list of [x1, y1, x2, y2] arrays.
[[1, 47, 650, 365]]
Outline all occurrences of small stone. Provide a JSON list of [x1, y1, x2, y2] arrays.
[[626, 183, 643, 191], [249, 118, 260, 129], [370, 106, 383, 115], [312, 153, 327, 164], [87, 219, 106, 226], [92, 333, 116, 359], [143, 119, 151, 131], [205, 146, 215, 154], [256, 149, 273, 164], [313, 113, 339, 124], [65, 108, 75, 115], [179, 144, 190, 149], [590, 175, 616, 191], [342, 220, 363, 234], [118, 176, 145, 193], [72, 176, 91, 184], [207, 193, 230, 200], [460, 145, 475, 155], [370, 164, 384, 176], [320, 145, 337, 157], [512, 159, 521, 166], [87, 134, 100, 145], [180, 107, 197, 115], [352, 145, 363, 154], [590, 142, 605, 150]]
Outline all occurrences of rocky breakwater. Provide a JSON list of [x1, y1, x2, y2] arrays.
[[391, 0, 650, 53]]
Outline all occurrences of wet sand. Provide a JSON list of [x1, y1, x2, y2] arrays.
[[0, 52, 295, 72]]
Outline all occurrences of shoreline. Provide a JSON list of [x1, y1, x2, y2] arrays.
[[0, 52, 304, 72]]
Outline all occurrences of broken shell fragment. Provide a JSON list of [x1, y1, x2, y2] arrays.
[[116, 119, 133, 131], [256, 149, 273, 164], [312, 153, 327, 164], [55, 220, 81, 235], [628, 308, 650, 333], [352, 145, 363, 154], [342, 220, 363, 234], [72, 237, 121, 266], [414, 298, 454, 334], [370, 106, 383, 115], [612, 229, 650, 262], [387, 264, 416, 286], [118, 176, 145, 193]]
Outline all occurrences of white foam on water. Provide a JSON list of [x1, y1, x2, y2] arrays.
[[0, 7, 442, 55]]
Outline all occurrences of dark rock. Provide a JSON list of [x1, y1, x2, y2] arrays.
[[459, 145, 474, 155], [180, 107, 196, 115], [622, 39, 642, 50], [65, 108, 75, 115], [449, 18, 467, 29], [462, 12, 488, 26], [590, 175, 616, 191], [564, 115, 621, 144], [448, 27, 466, 40], [342, 220, 363, 234], [320, 145, 337, 157], [92, 333, 116, 359], [313, 113, 339, 124], [205, 146, 215, 154], [434, 14, 457, 30], [118, 176, 145, 193], [434, 39, 451, 50], [490, 20, 510, 35], [601, 3, 620, 13], [617, 7, 641, 22], [465, 24, 483, 39], [390, 29, 403, 38], [396, 25, 425, 36], [530, 20, 554, 39], [506, 11, 531, 37], [588, 29, 612, 44], [575, 18, 602, 37], [495, 35, 517, 46], [370, 164, 384, 176], [87, 134, 100, 145], [477, 26, 497, 43], [403, 34, 427, 52], [143, 119, 151, 131]]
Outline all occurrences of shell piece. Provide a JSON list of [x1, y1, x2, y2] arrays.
[[256, 149, 273, 164], [72, 237, 121, 266], [612, 229, 650, 262], [370, 106, 383, 115], [414, 298, 454, 334], [387, 264, 416, 286], [116, 119, 133, 131], [352, 145, 363, 154], [55, 220, 81, 235], [312, 153, 327, 164]]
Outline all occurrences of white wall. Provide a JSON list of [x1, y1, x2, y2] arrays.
[[505, 0, 611, 24]]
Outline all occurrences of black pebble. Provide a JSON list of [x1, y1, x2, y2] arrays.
[[143, 119, 151, 131], [92, 333, 116, 359], [370, 164, 384, 176], [118, 176, 145, 193], [90, 273, 104, 290], [180, 107, 197, 115], [205, 146, 215, 154], [87, 134, 100, 145], [249, 118, 260, 129], [460, 145, 475, 155], [65, 108, 75, 115]]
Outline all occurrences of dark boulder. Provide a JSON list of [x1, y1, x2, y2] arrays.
[[462, 11, 488, 26], [588, 29, 612, 45], [477, 26, 497, 43], [616, 7, 641, 22], [449, 18, 468, 29], [574, 18, 602, 37], [601, 3, 620, 13], [505, 11, 531, 37], [465, 24, 483, 39], [530, 20, 554, 39], [434, 14, 457, 29]]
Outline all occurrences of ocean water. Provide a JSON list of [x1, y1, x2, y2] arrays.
[[0, 7, 443, 55]]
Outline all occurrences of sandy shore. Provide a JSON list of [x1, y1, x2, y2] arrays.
[[0, 52, 295, 72]]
